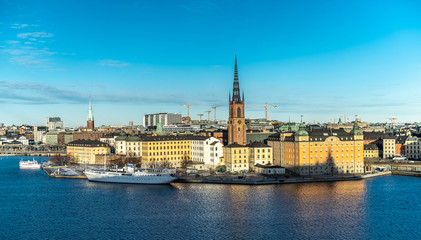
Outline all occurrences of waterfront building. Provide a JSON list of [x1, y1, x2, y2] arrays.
[[383, 136, 396, 159], [115, 133, 142, 157], [67, 139, 110, 165], [46, 117, 64, 130], [278, 121, 364, 175], [363, 144, 379, 159], [395, 136, 407, 156], [227, 54, 246, 145], [141, 135, 192, 168], [223, 143, 250, 172], [405, 136, 421, 159], [143, 113, 182, 129], [191, 136, 223, 169], [99, 135, 117, 148], [87, 97, 94, 130], [248, 141, 273, 167]]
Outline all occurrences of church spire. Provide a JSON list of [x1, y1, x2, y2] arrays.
[[88, 95, 94, 121], [232, 53, 242, 102]]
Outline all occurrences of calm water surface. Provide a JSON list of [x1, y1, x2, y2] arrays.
[[1, 156, 420, 240]]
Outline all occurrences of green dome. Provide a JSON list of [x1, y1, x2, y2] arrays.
[[350, 121, 363, 135], [295, 124, 308, 136]]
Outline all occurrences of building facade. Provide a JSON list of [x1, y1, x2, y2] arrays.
[[141, 135, 192, 168], [223, 143, 250, 172], [115, 133, 142, 157], [280, 122, 365, 176], [191, 136, 223, 169], [383, 136, 396, 159], [67, 140, 110, 165], [143, 113, 182, 128], [46, 117, 64, 130], [405, 136, 420, 159]]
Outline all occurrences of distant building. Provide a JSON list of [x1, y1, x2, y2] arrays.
[[67, 140, 110, 165], [162, 125, 198, 133], [383, 136, 396, 159], [33, 126, 48, 143], [405, 136, 420, 159], [46, 117, 64, 130], [143, 113, 182, 128], [73, 132, 106, 141]]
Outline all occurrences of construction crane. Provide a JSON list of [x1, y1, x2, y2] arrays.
[[212, 105, 222, 122], [246, 103, 277, 121], [204, 111, 211, 121], [180, 102, 207, 122], [339, 115, 348, 123], [387, 117, 397, 127], [197, 114, 204, 121]]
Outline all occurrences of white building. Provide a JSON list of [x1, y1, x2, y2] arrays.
[[405, 136, 421, 159], [100, 136, 117, 148], [33, 126, 48, 143], [143, 113, 182, 128], [162, 125, 198, 133], [191, 136, 223, 170], [383, 136, 396, 158], [46, 117, 64, 130], [115, 133, 142, 157]]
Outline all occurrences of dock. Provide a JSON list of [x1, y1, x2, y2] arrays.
[[42, 166, 87, 179]]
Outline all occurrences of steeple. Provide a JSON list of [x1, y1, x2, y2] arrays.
[[87, 95, 95, 130], [87, 96, 94, 121], [232, 53, 242, 102]]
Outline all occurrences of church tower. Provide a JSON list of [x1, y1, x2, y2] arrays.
[[228, 54, 246, 145], [87, 96, 94, 130]]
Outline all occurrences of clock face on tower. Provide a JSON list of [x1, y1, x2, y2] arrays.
[[238, 120, 241, 124]]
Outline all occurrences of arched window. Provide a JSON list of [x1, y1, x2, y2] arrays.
[[237, 107, 241, 118]]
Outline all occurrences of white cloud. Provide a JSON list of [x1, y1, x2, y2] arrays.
[[17, 32, 54, 39], [99, 59, 130, 67], [11, 24, 29, 29], [5, 40, 20, 44]]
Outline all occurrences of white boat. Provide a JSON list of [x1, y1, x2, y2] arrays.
[[84, 164, 177, 185], [19, 158, 41, 169]]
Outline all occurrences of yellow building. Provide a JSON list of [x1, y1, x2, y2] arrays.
[[222, 142, 273, 173], [363, 144, 379, 159], [280, 122, 365, 176], [67, 140, 110, 165], [141, 135, 192, 168], [248, 141, 273, 167], [223, 143, 250, 172]]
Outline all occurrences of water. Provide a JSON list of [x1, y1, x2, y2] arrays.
[[1, 156, 420, 240]]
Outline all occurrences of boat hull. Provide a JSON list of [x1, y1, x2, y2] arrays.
[[84, 172, 177, 185]]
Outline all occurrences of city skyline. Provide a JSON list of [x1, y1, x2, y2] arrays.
[[1, 0, 421, 126]]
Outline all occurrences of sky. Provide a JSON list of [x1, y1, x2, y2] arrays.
[[1, 0, 421, 127]]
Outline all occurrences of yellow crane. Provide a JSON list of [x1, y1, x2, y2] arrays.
[[246, 103, 277, 120], [180, 102, 207, 122], [212, 105, 222, 122], [204, 111, 211, 121], [387, 117, 397, 127], [197, 114, 204, 121]]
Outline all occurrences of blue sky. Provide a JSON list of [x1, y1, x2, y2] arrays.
[[1, 0, 421, 127]]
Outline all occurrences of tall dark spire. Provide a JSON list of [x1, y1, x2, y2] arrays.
[[232, 53, 242, 102]]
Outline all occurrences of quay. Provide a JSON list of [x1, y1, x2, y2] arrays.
[[42, 166, 87, 179]]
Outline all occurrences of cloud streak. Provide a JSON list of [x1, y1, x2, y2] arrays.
[[17, 32, 54, 39], [99, 59, 130, 67], [0, 80, 186, 105]]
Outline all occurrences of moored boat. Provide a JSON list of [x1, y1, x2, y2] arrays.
[[19, 158, 41, 169], [84, 164, 177, 184]]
